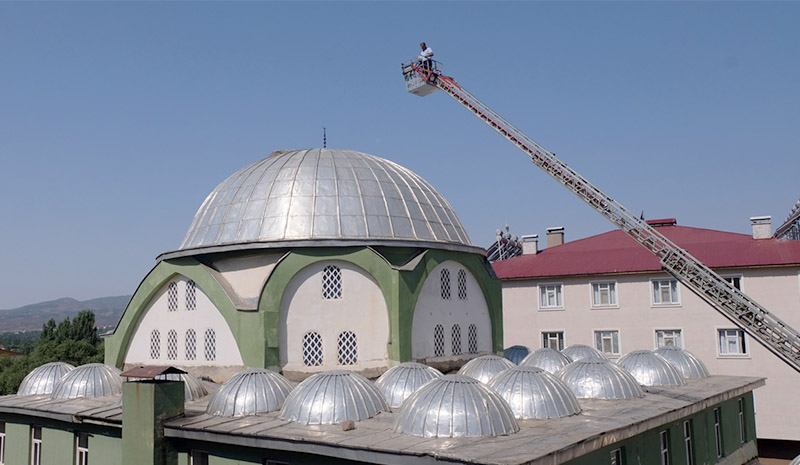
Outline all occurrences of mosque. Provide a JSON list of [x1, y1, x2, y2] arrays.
[[0, 148, 764, 465]]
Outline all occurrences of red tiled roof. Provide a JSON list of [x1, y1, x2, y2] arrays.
[[492, 224, 800, 280], [0, 348, 24, 357]]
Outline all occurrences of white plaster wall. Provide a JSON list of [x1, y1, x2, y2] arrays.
[[124, 277, 244, 367], [278, 261, 389, 373], [210, 252, 283, 302], [412, 262, 492, 359], [501, 266, 800, 441]]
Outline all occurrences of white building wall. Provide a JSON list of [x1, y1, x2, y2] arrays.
[[124, 276, 244, 367], [278, 261, 389, 374], [412, 261, 492, 360], [502, 266, 800, 441]]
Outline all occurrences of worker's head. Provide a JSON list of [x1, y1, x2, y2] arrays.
[[420, 42, 427, 50]]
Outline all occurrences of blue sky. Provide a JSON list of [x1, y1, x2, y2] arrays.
[[1, 2, 798, 309]]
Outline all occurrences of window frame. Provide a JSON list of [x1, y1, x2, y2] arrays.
[[75, 432, 89, 465], [714, 407, 724, 458], [660, 429, 671, 465], [651, 278, 681, 306], [541, 330, 565, 351], [538, 282, 564, 310], [716, 327, 749, 358], [0, 420, 5, 465], [720, 274, 743, 292], [610, 447, 624, 465], [738, 398, 746, 444], [654, 328, 684, 349], [683, 420, 694, 465], [593, 329, 621, 357], [190, 450, 209, 465], [31, 426, 42, 465], [590, 281, 618, 308]]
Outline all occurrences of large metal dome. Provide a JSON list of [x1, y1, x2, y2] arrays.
[[617, 350, 686, 387], [50, 364, 123, 399], [503, 345, 531, 365], [374, 362, 443, 410], [172, 149, 477, 257], [487, 366, 581, 420], [393, 375, 519, 438], [562, 344, 608, 362], [457, 355, 515, 383], [206, 368, 294, 417], [654, 346, 710, 379], [558, 360, 645, 400], [279, 370, 388, 424], [521, 348, 572, 374], [17, 362, 75, 396]]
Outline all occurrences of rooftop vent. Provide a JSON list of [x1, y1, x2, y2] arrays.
[[653, 346, 710, 379], [520, 348, 572, 374], [488, 366, 581, 420], [393, 375, 519, 438], [207, 368, 294, 417], [374, 362, 443, 410], [17, 362, 75, 396], [617, 350, 687, 387], [457, 355, 515, 383], [562, 344, 608, 362], [503, 345, 531, 365], [646, 218, 677, 227], [558, 360, 645, 400], [50, 364, 123, 399]]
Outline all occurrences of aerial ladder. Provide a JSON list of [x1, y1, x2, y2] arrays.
[[401, 60, 800, 373]]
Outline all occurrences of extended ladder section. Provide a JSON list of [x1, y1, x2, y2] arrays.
[[408, 64, 800, 373]]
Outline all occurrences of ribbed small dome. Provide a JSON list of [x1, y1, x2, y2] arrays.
[[457, 355, 515, 383], [654, 346, 710, 379], [503, 345, 531, 365], [393, 375, 519, 438], [374, 362, 443, 410], [50, 364, 122, 399], [789, 453, 800, 465], [558, 360, 645, 400], [207, 368, 294, 417], [17, 362, 75, 396], [279, 370, 388, 424], [562, 344, 608, 362], [487, 366, 581, 420], [617, 350, 686, 387], [521, 348, 572, 374]]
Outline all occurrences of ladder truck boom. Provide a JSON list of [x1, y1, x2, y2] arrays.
[[402, 61, 800, 373]]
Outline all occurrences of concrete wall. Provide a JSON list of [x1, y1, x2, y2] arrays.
[[0, 417, 122, 465], [502, 267, 800, 441]]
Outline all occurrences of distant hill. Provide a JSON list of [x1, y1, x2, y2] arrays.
[[0, 296, 131, 332]]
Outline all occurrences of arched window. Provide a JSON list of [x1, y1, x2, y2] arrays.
[[452, 324, 462, 356], [167, 282, 178, 312], [185, 329, 196, 361], [186, 280, 197, 311], [303, 332, 323, 366], [150, 330, 161, 360], [167, 330, 178, 360], [440, 269, 451, 300], [458, 270, 467, 300], [322, 265, 342, 299], [204, 329, 216, 361], [468, 324, 478, 354], [434, 324, 445, 357], [337, 331, 358, 366]]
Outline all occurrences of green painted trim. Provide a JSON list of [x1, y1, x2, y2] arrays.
[[105, 258, 264, 368]]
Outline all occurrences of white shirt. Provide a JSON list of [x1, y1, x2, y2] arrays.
[[420, 47, 433, 60]]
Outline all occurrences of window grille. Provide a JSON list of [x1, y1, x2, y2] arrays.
[[467, 324, 478, 353], [322, 265, 342, 299], [167, 330, 178, 360], [168, 282, 178, 312], [337, 331, 358, 365], [185, 329, 197, 361], [75, 433, 89, 465], [204, 329, 216, 361], [31, 426, 42, 465], [303, 332, 323, 366], [440, 269, 451, 300], [433, 325, 445, 357], [150, 330, 161, 360], [186, 280, 197, 311], [457, 270, 467, 300], [451, 324, 462, 356], [683, 420, 694, 465]]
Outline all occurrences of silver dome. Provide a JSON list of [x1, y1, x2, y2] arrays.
[[789, 453, 800, 465], [374, 362, 443, 410], [457, 355, 515, 384], [50, 364, 123, 399], [617, 350, 687, 387], [158, 373, 209, 401], [279, 370, 388, 424], [176, 149, 475, 255], [206, 368, 294, 417], [393, 375, 519, 438], [521, 348, 572, 374], [503, 345, 531, 365], [654, 346, 710, 379], [487, 366, 581, 420], [558, 360, 645, 400], [562, 344, 608, 362], [17, 362, 75, 396]]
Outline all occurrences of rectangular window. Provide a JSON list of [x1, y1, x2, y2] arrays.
[[723, 276, 742, 290], [738, 398, 746, 444], [539, 284, 563, 309], [652, 279, 679, 305], [656, 329, 683, 349], [718, 329, 747, 356], [0, 421, 5, 465], [190, 450, 209, 465], [542, 331, 565, 351], [660, 430, 671, 465], [610, 447, 624, 465], [31, 426, 42, 465], [75, 433, 89, 465], [591, 282, 617, 307], [714, 407, 723, 458], [683, 420, 694, 465], [594, 330, 620, 356]]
